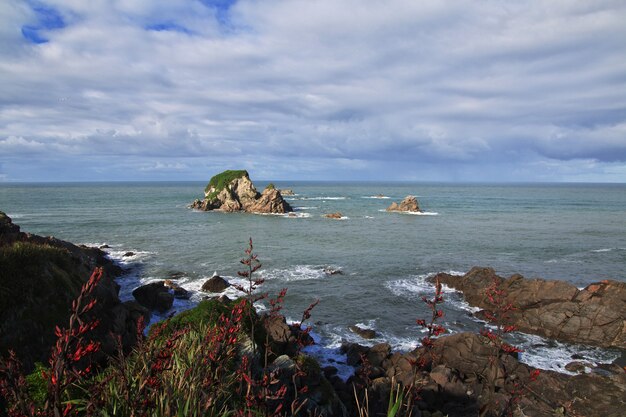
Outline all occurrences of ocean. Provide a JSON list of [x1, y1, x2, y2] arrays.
[[2, 181, 625, 377]]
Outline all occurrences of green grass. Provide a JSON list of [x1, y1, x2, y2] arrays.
[[204, 170, 249, 198]]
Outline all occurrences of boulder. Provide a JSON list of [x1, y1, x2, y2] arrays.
[[324, 212, 343, 219], [132, 281, 174, 313], [201, 274, 230, 293], [279, 189, 295, 196], [434, 267, 626, 348], [123, 251, 135, 257], [386, 195, 421, 212], [349, 325, 377, 339]]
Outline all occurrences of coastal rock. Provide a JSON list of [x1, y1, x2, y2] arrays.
[[164, 279, 190, 299], [279, 189, 295, 196], [324, 212, 343, 219], [123, 251, 135, 257], [132, 281, 174, 313], [434, 267, 626, 348], [323, 267, 343, 275], [0, 214, 149, 371], [201, 274, 230, 293], [246, 187, 293, 214], [386, 195, 421, 212], [191, 170, 293, 214], [349, 325, 377, 339]]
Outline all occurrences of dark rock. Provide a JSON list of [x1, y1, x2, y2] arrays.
[[349, 325, 377, 339], [99, 244, 110, 249], [565, 361, 591, 373], [132, 281, 174, 313], [163, 279, 190, 299], [123, 251, 135, 257], [340, 342, 369, 366], [201, 274, 230, 293], [323, 267, 344, 275]]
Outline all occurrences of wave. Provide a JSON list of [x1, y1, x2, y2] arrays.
[[299, 196, 347, 201], [254, 212, 311, 218], [386, 271, 479, 314], [6, 213, 25, 219], [361, 196, 391, 199], [515, 333, 621, 375], [294, 206, 318, 210], [262, 265, 330, 282], [378, 209, 439, 216]]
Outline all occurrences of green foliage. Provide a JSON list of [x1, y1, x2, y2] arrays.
[[25, 363, 48, 408], [204, 170, 249, 198], [265, 183, 275, 190], [149, 299, 231, 339]]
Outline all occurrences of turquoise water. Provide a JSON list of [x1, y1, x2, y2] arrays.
[[2, 182, 625, 373]]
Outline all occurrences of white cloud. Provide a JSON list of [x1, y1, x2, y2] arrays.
[[0, 0, 625, 181]]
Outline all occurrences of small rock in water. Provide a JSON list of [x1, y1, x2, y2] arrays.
[[324, 267, 343, 275], [324, 212, 343, 219], [123, 251, 135, 257], [349, 325, 377, 339], [99, 244, 110, 249], [202, 275, 230, 293]]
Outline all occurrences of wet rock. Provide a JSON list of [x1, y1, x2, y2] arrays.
[[565, 361, 592, 373], [246, 187, 293, 213], [201, 274, 230, 293], [163, 279, 190, 299], [349, 325, 377, 339], [386, 195, 421, 212], [132, 281, 174, 313], [323, 267, 343, 275], [123, 251, 135, 257]]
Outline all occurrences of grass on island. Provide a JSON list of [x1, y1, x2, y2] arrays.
[[204, 170, 250, 198]]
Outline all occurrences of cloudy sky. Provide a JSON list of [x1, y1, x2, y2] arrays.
[[1, 0, 625, 182]]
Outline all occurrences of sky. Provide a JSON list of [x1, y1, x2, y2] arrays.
[[1, 0, 625, 182]]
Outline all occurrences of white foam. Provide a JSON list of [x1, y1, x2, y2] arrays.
[[300, 196, 347, 201], [364, 216, 375, 219], [262, 265, 328, 282], [294, 206, 318, 210], [386, 271, 479, 313], [516, 333, 621, 375], [254, 212, 311, 218], [361, 196, 391, 199], [379, 209, 439, 216], [6, 213, 24, 219], [590, 248, 612, 253]]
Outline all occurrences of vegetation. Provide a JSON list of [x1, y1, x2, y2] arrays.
[[265, 183, 275, 190], [204, 170, 249, 199]]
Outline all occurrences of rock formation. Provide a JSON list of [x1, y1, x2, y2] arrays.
[[433, 267, 626, 349], [386, 195, 421, 212], [279, 189, 295, 196], [190, 170, 292, 214], [0, 212, 149, 371]]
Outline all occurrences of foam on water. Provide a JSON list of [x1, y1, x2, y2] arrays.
[[378, 209, 439, 216], [294, 206, 318, 210], [299, 196, 347, 201], [262, 265, 328, 282], [515, 333, 622, 374], [6, 213, 25, 219], [361, 196, 391, 199]]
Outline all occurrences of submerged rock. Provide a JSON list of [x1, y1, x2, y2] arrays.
[[386, 195, 421, 212], [190, 170, 292, 214], [324, 212, 343, 219]]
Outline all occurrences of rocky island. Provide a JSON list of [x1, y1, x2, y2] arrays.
[[190, 170, 293, 214], [386, 195, 422, 212]]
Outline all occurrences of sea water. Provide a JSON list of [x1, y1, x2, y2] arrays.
[[2, 181, 625, 375]]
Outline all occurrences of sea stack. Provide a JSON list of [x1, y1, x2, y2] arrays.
[[190, 170, 293, 214], [386, 195, 421, 213]]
